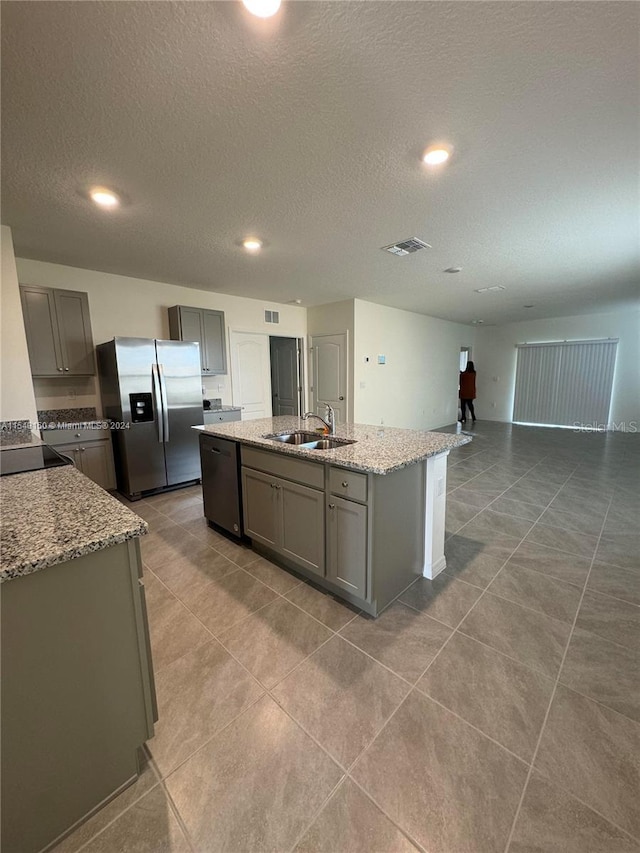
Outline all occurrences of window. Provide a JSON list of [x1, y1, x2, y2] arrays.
[[513, 339, 618, 429]]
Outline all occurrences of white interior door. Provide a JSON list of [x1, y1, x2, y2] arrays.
[[230, 331, 272, 420], [310, 333, 348, 423]]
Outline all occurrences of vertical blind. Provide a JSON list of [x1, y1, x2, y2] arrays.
[[513, 339, 618, 428]]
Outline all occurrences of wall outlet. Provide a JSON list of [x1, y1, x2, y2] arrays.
[[359, 381, 366, 389]]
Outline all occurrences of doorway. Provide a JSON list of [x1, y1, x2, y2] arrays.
[[269, 337, 304, 417], [460, 346, 472, 371]]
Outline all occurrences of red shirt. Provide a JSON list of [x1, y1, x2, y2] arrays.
[[459, 371, 476, 399]]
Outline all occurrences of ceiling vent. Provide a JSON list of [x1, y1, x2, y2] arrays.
[[381, 237, 432, 256], [474, 285, 506, 293], [264, 309, 280, 324]]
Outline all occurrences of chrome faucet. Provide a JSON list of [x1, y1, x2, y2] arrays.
[[302, 402, 336, 435]]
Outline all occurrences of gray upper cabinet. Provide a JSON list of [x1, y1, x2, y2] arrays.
[[20, 285, 95, 376], [168, 305, 227, 374]]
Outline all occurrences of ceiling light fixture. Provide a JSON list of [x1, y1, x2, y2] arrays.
[[242, 0, 281, 18], [243, 238, 263, 251], [89, 187, 120, 209], [470, 319, 484, 325], [443, 267, 462, 273], [475, 285, 505, 293], [524, 304, 535, 309], [422, 145, 451, 166]]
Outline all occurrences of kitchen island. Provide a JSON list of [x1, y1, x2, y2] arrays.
[[0, 464, 156, 853], [197, 416, 470, 617]]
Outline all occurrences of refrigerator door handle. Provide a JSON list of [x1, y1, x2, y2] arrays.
[[158, 363, 170, 442], [151, 363, 164, 443]]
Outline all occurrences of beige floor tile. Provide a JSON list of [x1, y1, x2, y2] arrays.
[[588, 561, 640, 607], [443, 533, 520, 588], [488, 496, 544, 522], [218, 597, 332, 688], [417, 632, 554, 761], [143, 572, 212, 672], [595, 534, 640, 571], [53, 751, 158, 853], [140, 523, 211, 571], [560, 626, 640, 722], [576, 590, 640, 651], [165, 696, 343, 852], [351, 691, 528, 853], [151, 547, 238, 601], [184, 569, 279, 636], [506, 540, 590, 587], [509, 772, 640, 853], [273, 636, 410, 766], [285, 582, 360, 631], [502, 481, 560, 507], [489, 563, 582, 623], [445, 499, 479, 535], [535, 685, 640, 838], [448, 486, 503, 509], [295, 779, 419, 852], [148, 639, 264, 776], [458, 510, 535, 544], [79, 786, 190, 853], [243, 554, 303, 594], [399, 574, 482, 627], [459, 592, 571, 678], [538, 505, 606, 536], [340, 603, 452, 683], [523, 524, 599, 560]]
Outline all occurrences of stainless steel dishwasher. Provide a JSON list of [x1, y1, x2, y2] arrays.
[[199, 433, 243, 538]]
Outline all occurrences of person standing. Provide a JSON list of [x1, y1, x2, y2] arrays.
[[459, 361, 477, 423]]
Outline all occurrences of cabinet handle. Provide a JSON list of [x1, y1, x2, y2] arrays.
[[80, 447, 85, 452], [339, 396, 344, 400], [58, 367, 63, 372], [341, 481, 348, 488], [210, 448, 221, 454], [64, 367, 70, 372], [75, 433, 81, 438], [328, 503, 335, 509]]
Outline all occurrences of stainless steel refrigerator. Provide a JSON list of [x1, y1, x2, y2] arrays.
[[97, 337, 203, 499]]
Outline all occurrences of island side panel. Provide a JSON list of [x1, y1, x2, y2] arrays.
[[370, 461, 425, 613], [1, 540, 154, 853], [423, 451, 448, 579]]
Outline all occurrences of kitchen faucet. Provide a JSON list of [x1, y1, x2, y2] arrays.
[[302, 402, 336, 435]]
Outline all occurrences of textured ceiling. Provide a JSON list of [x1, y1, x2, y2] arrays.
[[2, 1, 638, 324]]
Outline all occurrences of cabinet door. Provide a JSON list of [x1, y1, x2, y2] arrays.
[[176, 307, 206, 372], [20, 285, 63, 376], [56, 444, 81, 469], [280, 479, 325, 576], [54, 289, 95, 375], [327, 496, 368, 597], [202, 310, 227, 374], [78, 442, 116, 490], [242, 467, 280, 549]]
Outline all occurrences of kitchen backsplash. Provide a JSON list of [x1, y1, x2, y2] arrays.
[[38, 408, 98, 426]]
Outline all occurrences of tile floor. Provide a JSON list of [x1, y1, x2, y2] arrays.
[[56, 422, 639, 852]]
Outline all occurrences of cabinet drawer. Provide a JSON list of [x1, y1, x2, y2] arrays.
[[203, 410, 241, 424], [241, 446, 324, 490], [329, 467, 368, 503], [44, 427, 110, 446]]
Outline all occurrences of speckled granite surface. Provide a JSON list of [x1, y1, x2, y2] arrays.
[[38, 407, 105, 430], [196, 416, 471, 475], [0, 466, 148, 582], [0, 422, 42, 449]]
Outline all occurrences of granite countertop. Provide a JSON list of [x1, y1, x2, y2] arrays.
[[205, 405, 241, 413], [197, 416, 471, 475], [38, 407, 107, 431], [0, 466, 148, 582]]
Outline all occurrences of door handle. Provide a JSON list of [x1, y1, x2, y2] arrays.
[[158, 363, 170, 442], [339, 396, 344, 400], [210, 447, 221, 454], [151, 364, 164, 443]]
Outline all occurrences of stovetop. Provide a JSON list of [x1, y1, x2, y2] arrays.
[[0, 444, 73, 477]]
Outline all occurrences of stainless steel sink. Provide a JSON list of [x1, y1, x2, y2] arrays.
[[264, 431, 356, 450]]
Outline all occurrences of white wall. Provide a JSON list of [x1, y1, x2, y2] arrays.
[[0, 227, 38, 428], [473, 309, 640, 430], [16, 258, 306, 414], [353, 300, 475, 430], [307, 300, 355, 422]]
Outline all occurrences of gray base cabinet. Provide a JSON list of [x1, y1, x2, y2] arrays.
[[168, 305, 227, 375], [240, 445, 424, 615], [45, 428, 117, 490], [20, 285, 95, 376], [1, 540, 156, 853]]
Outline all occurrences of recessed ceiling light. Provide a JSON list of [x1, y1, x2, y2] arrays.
[[242, 0, 281, 18], [89, 187, 120, 209], [243, 238, 263, 251], [422, 145, 452, 166], [444, 267, 462, 273], [475, 285, 506, 293], [471, 319, 484, 325]]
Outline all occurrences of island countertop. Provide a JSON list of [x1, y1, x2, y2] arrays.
[[196, 416, 471, 475], [0, 466, 148, 582]]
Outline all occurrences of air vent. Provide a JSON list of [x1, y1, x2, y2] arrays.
[[381, 237, 432, 256], [264, 309, 280, 324], [474, 285, 506, 293]]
